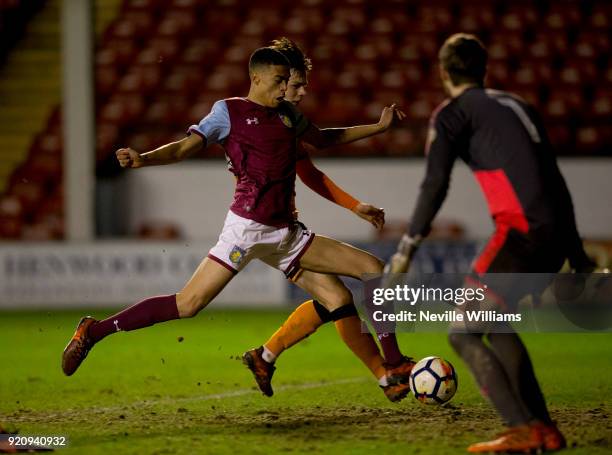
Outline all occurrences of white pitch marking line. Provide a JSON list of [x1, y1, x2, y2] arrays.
[[5, 377, 371, 419]]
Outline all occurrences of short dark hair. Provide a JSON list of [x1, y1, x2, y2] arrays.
[[269, 37, 312, 75], [439, 33, 488, 86], [248, 47, 290, 74]]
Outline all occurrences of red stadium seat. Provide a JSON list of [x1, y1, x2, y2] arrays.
[[31, 131, 62, 157], [0, 195, 24, 237], [544, 89, 583, 119], [156, 9, 196, 40], [406, 91, 444, 122], [97, 39, 138, 69], [414, 5, 453, 33], [0, 194, 24, 228], [0, 214, 23, 239], [147, 97, 190, 127], [527, 32, 569, 60], [589, 4, 611, 30], [107, 11, 155, 41], [457, 4, 495, 33], [179, 38, 219, 65], [559, 60, 597, 87], [136, 38, 180, 65], [542, 5, 581, 31], [7, 180, 44, 217], [60, 0, 612, 167], [589, 90, 612, 119], [573, 31, 611, 60], [488, 32, 524, 60], [96, 123, 120, 162], [499, 5, 538, 32], [96, 64, 120, 100], [122, 0, 163, 14], [162, 64, 203, 94], [23, 153, 62, 187], [116, 64, 163, 95], [99, 94, 146, 125], [576, 126, 606, 154]]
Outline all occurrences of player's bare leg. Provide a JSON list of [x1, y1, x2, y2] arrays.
[[298, 235, 384, 279], [244, 269, 411, 401], [299, 236, 410, 366], [62, 258, 235, 376], [175, 257, 237, 317]]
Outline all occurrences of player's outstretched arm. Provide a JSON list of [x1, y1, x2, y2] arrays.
[[302, 104, 406, 149], [296, 152, 385, 229], [116, 134, 204, 168]]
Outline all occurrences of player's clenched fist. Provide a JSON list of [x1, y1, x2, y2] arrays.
[[116, 148, 144, 168]]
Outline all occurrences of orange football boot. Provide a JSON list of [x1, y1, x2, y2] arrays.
[[242, 347, 276, 397], [385, 356, 416, 385], [62, 316, 97, 376], [531, 421, 566, 452], [467, 424, 544, 453]]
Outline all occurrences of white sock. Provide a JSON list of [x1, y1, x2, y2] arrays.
[[378, 375, 389, 387], [262, 345, 277, 364]]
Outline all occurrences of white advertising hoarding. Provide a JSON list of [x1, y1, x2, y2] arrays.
[[0, 243, 287, 308]]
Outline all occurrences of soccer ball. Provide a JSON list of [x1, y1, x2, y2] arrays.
[[409, 356, 457, 405]]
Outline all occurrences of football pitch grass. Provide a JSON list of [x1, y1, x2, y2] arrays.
[[1, 309, 611, 454]]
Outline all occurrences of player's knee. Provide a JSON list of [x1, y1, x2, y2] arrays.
[[326, 289, 353, 311], [176, 292, 210, 318], [358, 255, 384, 277]]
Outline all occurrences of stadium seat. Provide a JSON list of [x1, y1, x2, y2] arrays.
[[542, 5, 581, 31], [12, 0, 610, 216], [107, 11, 155, 42], [156, 9, 196, 40], [7, 180, 44, 217], [96, 123, 120, 162], [457, 4, 495, 33], [576, 126, 607, 154], [117, 64, 163, 95], [544, 89, 583, 119], [99, 94, 146, 125], [589, 4, 611, 30], [499, 5, 538, 32]]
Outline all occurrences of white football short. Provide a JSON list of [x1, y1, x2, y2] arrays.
[[208, 210, 315, 278]]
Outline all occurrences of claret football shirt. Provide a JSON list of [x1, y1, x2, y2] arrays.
[[189, 97, 310, 227]]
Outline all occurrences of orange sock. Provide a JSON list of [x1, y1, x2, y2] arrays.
[[264, 300, 328, 358], [333, 312, 387, 380]]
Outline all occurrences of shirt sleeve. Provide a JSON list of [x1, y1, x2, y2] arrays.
[[409, 103, 464, 238], [187, 100, 230, 145], [296, 148, 360, 211]]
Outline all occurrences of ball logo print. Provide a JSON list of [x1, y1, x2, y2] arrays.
[[409, 356, 457, 405]]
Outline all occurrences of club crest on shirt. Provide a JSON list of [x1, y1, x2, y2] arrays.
[[229, 245, 247, 264], [279, 113, 293, 128]]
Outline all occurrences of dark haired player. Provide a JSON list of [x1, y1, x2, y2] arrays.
[[62, 48, 410, 401], [243, 37, 415, 400], [385, 33, 593, 452]]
